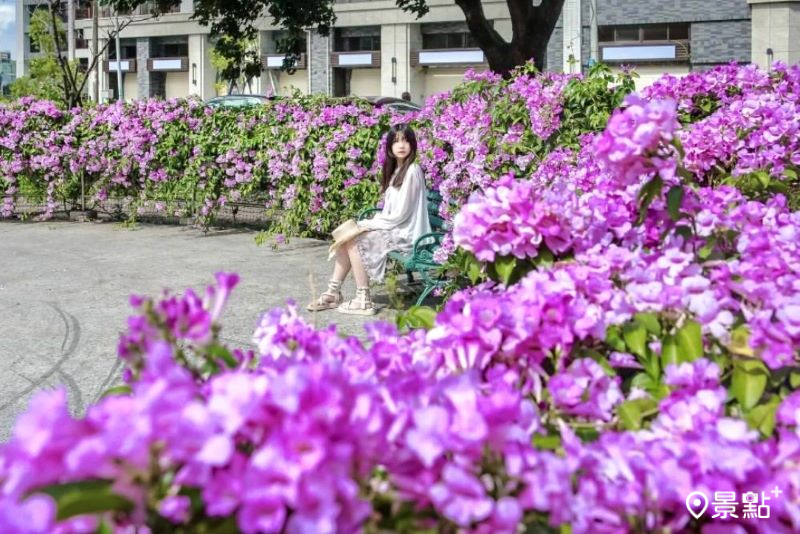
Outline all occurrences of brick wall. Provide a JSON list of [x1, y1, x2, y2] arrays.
[[690, 20, 751, 65], [596, 0, 750, 25]]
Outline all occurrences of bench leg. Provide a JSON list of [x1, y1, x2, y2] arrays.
[[406, 270, 415, 284], [416, 282, 436, 306]]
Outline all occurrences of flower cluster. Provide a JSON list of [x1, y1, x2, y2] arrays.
[[2, 278, 799, 533], [594, 93, 679, 185], [453, 174, 572, 262]]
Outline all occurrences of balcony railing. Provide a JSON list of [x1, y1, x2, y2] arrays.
[[410, 48, 485, 67], [75, 6, 91, 19], [599, 40, 690, 63], [263, 53, 307, 70], [147, 57, 189, 72], [99, 2, 181, 18], [330, 51, 381, 68], [104, 59, 137, 73]]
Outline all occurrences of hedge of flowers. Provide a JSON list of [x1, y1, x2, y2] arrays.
[[2, 62, 800, 532], [0, 63, 634, 241]]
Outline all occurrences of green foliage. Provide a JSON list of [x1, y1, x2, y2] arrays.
[[396, 305, 437, 331], [209, 35, 262, 93], [36, 480, 134, 520], [11, 9, 66, 103], [10, 7, 88, 107], [728, 166, 800, 211], [557, 63, 636, 149]]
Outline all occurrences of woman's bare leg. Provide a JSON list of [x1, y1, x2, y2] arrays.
[[332, 246, 351, 283], [345, 240, 370, 288], [337, 240, 376, 315]]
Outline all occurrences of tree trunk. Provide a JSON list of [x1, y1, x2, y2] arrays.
[[455, 0, 565, 77]]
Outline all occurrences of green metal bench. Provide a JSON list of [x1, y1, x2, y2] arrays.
[[357, 190, 447, 305]]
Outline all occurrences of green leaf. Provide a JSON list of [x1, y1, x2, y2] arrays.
[[207, 344, 238, 369], [37, 480, 134, 521], [201, 516, 241, 534], [605, 325, 626, 352], [397, 305, 437, 331], [623, 322, 648, 358], [727, 325, 754, 357], [95, 521, 114, 534], [466, 254, 483, 285], [756, 170, 770, 188], [790, 372, 800, 389], [532, 433, 562, 451], [661, 335, 679, 368], [666, 185, 684, 221], [745, 398, 780, 437], [618, 398, 658, 430], [494, 255, 518, 286], [675, 320, 703, 362], [698, 236, 717, 260], [635, 312, 662, 336], [99, 384, 132, 399], [732, 359, 769, 410], [637, 176, 663, 224], [631, 372, 655, 391], [677, 166, 695, 182], [583, 349, 616, 377]]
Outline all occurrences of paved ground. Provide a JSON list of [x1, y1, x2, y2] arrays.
[[0, 220, 413, 441]]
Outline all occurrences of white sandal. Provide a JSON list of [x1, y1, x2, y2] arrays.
[[337, 287, 378, 316], [307, 280, 343, 311]]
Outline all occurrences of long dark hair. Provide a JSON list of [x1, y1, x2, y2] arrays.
[[381, 124, 418, 193]]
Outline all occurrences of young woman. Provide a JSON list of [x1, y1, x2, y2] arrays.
[[308, 124, 432, 315]]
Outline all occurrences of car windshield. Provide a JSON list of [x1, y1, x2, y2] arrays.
[[207, 96, 266, 108]]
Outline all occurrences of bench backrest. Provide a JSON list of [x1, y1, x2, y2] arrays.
[[427, 190, 446, 231]]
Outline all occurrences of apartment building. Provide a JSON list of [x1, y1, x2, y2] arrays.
[[0, 51, 15, 96], [14, 0, 798, 103]]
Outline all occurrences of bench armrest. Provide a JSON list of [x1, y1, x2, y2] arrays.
[[357, 207, 381, 220], [412, 232, 445, 264]]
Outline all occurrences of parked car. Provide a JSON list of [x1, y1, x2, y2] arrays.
[[364, 96, 422, 113], [205, 94, 280, 109]]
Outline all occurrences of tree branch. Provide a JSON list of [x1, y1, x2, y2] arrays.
[[531, 0, 567, 44], [454, 0, 507, 50], [47, 1, 76, 105], [506, 0, 532, 46], [75, 16, 140, 98]]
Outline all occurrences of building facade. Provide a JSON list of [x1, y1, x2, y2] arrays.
[[0, 51, 15, 96], [13, 0, 793, 103]]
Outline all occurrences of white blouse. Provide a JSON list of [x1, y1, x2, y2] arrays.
[[358, 162, 432, 245]]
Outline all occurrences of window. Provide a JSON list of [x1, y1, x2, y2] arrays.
[[28, 35, 40, 54], [109, 44, 137, 60], [599, 23, 690, 43], [334, 35, 380, 52], [598, 26, 614, 42], [422, 32, 478, 49], [669, 24, 689, 40], [162, 43, 188, 57], [273, 31, 308, 55], [642, 25, 668, 41], [615, 26, 640, 42]]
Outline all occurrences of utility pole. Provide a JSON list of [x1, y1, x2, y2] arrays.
[[115, 15, 123, 100], [92, 0, 99, 102], [590, 0, 599, 64], [67, 0, 75, 61]]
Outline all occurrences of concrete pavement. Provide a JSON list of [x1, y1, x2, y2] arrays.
[[0, 220, 410, 441]]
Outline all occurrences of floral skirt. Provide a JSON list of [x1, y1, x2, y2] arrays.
[[355, 229, 412, 283]]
